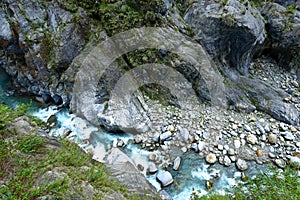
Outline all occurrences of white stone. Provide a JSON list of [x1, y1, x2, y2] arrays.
[[234, 140, 241, 149], [205, 153, 217, 164], [289, 156, 300, 168], [173, 157, 181, 171], [223, 156, 231, 166], [236, 159, 248, 171], [246, 134, 258, 145], [160, 131, 172, 142], [156, 171, 174, 187]]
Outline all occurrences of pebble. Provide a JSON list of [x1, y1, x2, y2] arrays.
[[203, 132, 210, 139], [256, 149, 263, 157], [290, 126, 297, 132], [268, 134, 277, 144], [228, 148, 235, 156], [279, 123, 288, 131], [264, 124, 270, 133], [230, 156, 236, 162], [244, 125, 252, 132], [160, 131, 172, 142], [168, 125, 175, 132], [198, 141, 206, 151], [181, 146, 187, 153], [191, 143, 199, 152], [206, 153, 217, 164], [246, 134, 258, 145], [296, 142, 300, 148], [173, 157, 181, 171], [283, 132, 295, 141], [178, 127, 190, 142], [236, 159, 248, 171], [218, 144, 224, 151], [223, 156, 231, 166], [117, 140, 125, 147], [274, 159, 286, 168], [289, 156, 300, 168], [234, 140, 241, 149]]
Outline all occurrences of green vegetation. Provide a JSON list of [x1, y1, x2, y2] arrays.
[[191, 166, 300, 200], [60, 0, 163, 36], [0, 103, 135, 199]]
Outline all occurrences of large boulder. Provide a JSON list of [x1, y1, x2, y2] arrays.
[[105, 148, 158, 198], [259, 2, 300, 72], [185, 0, 266, 74], [0, 0, 96, 100]]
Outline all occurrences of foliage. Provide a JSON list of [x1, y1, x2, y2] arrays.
[[191, 166, 300, 200], [60, 0, 163, 36]]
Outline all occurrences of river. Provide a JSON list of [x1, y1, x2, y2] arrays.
[[0, 68, 263, 199]]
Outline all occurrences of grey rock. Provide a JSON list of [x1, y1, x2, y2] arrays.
[[185, 0, 266, 74], [160, 131, 173, 142], [244, 125, 252, 132], [223, 156, 232, 167], [156, 171, 174, 187], [0, 12, 13, 41], [191, 143, 199, 152], [228, 148, 235, 156], [246, 134, 258, 145], [173, 157, 181, 171], [148, 163, 158, 174], [283, 132, 295, 141], [274, 159, 286, 168], [236, 159, 248, 171], [289, 156, 300, 168], [106, 148, 157, 197], [178, 127, 190, 142]]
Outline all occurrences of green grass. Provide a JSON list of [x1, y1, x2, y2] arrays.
[[0, 103, 136, 199], [191, 167, 300, 200]]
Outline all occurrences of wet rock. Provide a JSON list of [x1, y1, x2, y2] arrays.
[[117, 140, 125, 147], [246, 134, 258, 145], [268, 134, 277, 144], [156, 171, 174, 187], [205, 153, 217, 164], [236, 159, 248, 171], [52, 94, 63, 105], [42, 93, 54, 104], [206, 180, 214, 190], [173, 157, 181, 171], [134, 135, 142, 144], [148, 163, 158, 174]]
